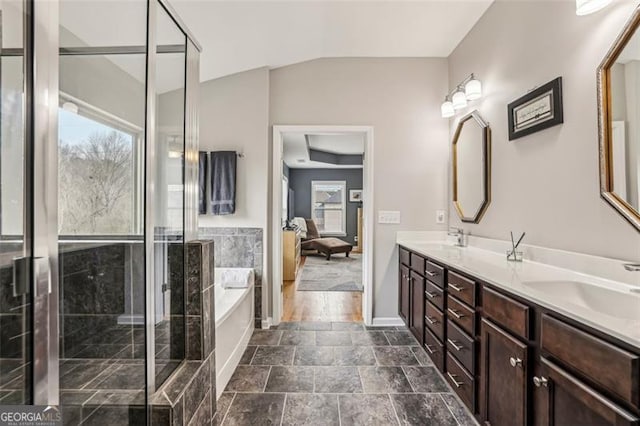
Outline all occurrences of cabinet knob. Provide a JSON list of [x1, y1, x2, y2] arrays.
[[533, 376, 548, 387], [446, 372, 463, 388], [509, 357, 522, 368], [447, 308, 464, 319], [425, 270, 438, 277], [425, 291, 437, 299], [449, 283, 464, 292]]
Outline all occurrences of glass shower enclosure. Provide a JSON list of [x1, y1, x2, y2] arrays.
[[0, 0, 200, 423]]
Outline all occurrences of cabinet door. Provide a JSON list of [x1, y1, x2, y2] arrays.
[[481, 319, 529, 426], [532, 358, 640, 426], [410, 271, 425, 344], [399, 264, 410, 326]]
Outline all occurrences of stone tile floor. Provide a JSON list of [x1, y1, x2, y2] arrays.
[[215, 322, 478, 425]]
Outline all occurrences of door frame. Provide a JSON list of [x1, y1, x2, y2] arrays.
[[271, 125, 374, 326]]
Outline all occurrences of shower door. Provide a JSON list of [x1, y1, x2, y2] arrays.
[[0, 0, 59, 407]]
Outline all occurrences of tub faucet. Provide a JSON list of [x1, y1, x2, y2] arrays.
[[448, 227, 467, 247], [624, 263, 640, 272]]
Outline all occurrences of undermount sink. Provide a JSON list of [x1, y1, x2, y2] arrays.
[[522, 280, 640, 320]]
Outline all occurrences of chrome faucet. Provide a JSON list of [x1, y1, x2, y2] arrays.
[[623, 263, 640, 272], [448, 227, 467, 247]]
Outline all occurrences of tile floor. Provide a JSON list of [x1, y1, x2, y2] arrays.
[[215, 322, 478, 426]]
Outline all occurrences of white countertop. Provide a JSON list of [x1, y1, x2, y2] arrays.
[[397, 236, 640, 350]]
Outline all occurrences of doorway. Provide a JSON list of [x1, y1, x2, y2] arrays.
[[271, 126, 374, 326]]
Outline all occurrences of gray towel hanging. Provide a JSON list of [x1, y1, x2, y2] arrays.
[[210, 151, 237, 215], [198, 151, 208, 214]]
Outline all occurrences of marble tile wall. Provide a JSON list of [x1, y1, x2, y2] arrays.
[[150, 239, 216, 425], [198, 227, 263, 327]]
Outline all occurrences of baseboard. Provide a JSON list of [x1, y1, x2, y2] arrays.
[[261, 317, 273, 329], [371, 317, 405, 327]]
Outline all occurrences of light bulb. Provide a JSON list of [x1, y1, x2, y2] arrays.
[[441, 100, 454, 118], [452, 90, 467, 110], [576, 0, 612, 16], [465, 78, 482, 101]]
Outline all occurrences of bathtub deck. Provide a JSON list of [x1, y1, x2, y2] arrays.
[[283, 257, 363, 322]]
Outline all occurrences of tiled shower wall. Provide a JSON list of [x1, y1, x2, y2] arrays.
[[198, 227, 263, 327]]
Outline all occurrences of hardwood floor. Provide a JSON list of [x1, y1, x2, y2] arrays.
[[282, 256, 363, 322]]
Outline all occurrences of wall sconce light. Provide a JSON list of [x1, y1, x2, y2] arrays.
[[441, 97, 454, 118], [441, 73, 482, 118], [575, 0, 612, 16]]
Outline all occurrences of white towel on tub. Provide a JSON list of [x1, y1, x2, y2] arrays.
[[216, 268, 254, 289]]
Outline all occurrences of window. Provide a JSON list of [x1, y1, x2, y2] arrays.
[[58, 97, 143, 236], [311, 180, 346, 236]]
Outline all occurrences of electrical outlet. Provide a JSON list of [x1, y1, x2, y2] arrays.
[[378, 210, 401, 224], [436, 210, 446, 224]]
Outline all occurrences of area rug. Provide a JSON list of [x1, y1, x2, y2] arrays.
[[297, 253, 363, 292]]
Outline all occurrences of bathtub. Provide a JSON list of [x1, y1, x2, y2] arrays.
[[214, 268, 255, 398]]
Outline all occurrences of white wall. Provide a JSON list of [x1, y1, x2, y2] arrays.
[[199, 67, 270, 230], [270, 58, 450, 319], [448, 1, 640, 262]]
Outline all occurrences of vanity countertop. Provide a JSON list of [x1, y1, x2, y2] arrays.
[[397, 237, 640, 350]]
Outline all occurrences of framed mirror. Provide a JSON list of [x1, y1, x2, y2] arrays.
[[453, 110, 491, 223], [598, 6, 640, 231]]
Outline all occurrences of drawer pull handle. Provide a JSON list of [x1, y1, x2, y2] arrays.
[[447, 339, 463, 351], [424, 344, 437, 355], [449, 283, 464, 292], [446, 372, 463, 388], [447, 308, 465, 319], [425, 316, 438, 325], [425, 270, 439, 277], [425, 291, 437, 299], [533, 376, 548, 387], [509, 357, 523, 368]]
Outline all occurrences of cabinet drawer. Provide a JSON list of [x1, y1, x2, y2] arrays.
[[446, 352, 476, 412], [425, 280, 445, 311], [447, 320, 476, 375], [447, 295, 475, 336], [425, 301, 445, 342], [399, 247, 410, 266], [425, 261, 445, 288], [424, 326, 444, 372], [448, 271, 476, 307], [483, 287, 530, 339], [410, 253, 425, 274], [541, 314, 640, 409]]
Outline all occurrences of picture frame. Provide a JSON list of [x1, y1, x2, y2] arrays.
[[349, 189, 363, 202], [508, 77, 563, 140]]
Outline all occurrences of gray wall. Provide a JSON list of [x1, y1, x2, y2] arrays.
[[448, 0, 640, 262], [288, 168, 363, 245], [270, 58, 450, 320]]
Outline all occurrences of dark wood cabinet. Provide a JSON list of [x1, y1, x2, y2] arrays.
[[397, 245, 640, 426], [481, 318, 528, 426], [399, 264, 410, 326], [533, 358, 640, 426], [410, 271, 425, 344]]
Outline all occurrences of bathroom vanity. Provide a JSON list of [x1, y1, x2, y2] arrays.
[[397, 239, 640, 426]]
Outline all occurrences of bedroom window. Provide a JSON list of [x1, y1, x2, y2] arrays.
[[311, 180, 346, 236]]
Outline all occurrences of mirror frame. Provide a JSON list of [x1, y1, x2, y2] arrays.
[[597, 6, 640, 232], [452, 110, 492, 223]]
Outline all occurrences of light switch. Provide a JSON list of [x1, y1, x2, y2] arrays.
[[436, 210, 446, 224], [378, 210, 401, 224]]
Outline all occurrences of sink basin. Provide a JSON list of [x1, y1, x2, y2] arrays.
[[522, 280, 640, 320]]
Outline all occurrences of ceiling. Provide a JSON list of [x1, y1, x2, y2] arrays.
[[56, 0, 493, 89], [283, 132, 365, 169], [171, 0, 494, 82]]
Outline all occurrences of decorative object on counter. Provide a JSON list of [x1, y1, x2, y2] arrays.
[[349, 189, 362, 202], [507, 231, 526, 262], [441, 73, 483, 118], [210, 150, 237, 215], [452, 110, 491, 223], [597, 6, 640, 232], [624, 263, 640, 272], [576, 0, 612, 16], [507, 77, 563, 140]]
